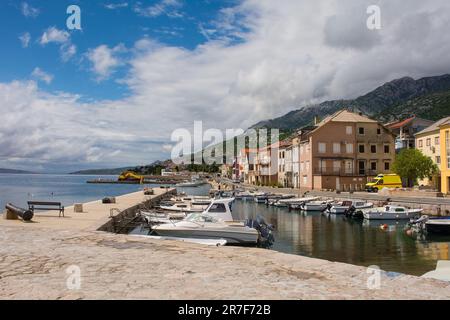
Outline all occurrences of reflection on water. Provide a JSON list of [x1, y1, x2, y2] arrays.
[[232, 199, 450, 276]]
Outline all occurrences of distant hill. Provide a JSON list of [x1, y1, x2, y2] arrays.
[[69, 160, 172, 175], [251, 74, 450, 132], [0, 168, 36, 174], [69, 167, 133, 175]]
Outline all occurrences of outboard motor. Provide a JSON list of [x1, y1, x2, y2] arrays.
[[245, 216, 275, 248], [326, 202, 333, 213]]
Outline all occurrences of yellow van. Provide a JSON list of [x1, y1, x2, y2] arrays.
[[365, 174, 402, 192]]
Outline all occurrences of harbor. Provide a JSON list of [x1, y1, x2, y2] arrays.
[[1, 174, 450, 299]]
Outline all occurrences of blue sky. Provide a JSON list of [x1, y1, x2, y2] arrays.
[[1, 0, 450, 172], [0, 0, 237, 101]]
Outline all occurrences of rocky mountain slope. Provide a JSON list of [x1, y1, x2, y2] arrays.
[[251, 74, 450, 132]]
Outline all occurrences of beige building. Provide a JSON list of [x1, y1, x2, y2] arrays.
[[277, 140, 292, 187], [297, 110, 396, 191], [415, 117, 450, 190]]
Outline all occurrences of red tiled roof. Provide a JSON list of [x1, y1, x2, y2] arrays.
[[386, 116, 416, 129]]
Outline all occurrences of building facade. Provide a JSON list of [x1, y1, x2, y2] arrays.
[[297, 110, 396, 191], [415, 118, 449, 190], [440, 120, 450, 194], [387, 116, 434, 151], [277, 140, 292, 187]]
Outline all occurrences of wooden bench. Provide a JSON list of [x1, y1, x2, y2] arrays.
[[27, 201, 65, 217]]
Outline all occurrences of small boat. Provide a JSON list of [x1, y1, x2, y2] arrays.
[[327, 200, 373, 215], [362, 206, 423, 220], [253, 193, 269, 203], [131, 234, 227, 247], [276, 196, 319, 207], [408, 215, 450, 235], [151, 198, 274, 245], [299, 200, 332, 212], [422, 261, 450, 282], [159, 202, 205, 212]]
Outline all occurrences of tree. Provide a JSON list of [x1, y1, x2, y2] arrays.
[[392, 149, 439, 187]]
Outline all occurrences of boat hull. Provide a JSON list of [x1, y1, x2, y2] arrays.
[[153, 227, 259, 244]]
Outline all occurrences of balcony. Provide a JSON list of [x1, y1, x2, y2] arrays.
[[313, 168, 378, 177]]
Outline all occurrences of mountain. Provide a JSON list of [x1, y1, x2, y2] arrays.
[[69, 160, 172, 175], [69, 167, 134, 175], [0, 168, 36, 174], [251, 74, 450, 132]]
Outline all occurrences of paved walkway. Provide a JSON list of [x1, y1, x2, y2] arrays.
[[0, 188, 173, 231], [1, 225, 450, 300]]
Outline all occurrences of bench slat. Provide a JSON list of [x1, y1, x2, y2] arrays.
[[28, 201, 62, 206]]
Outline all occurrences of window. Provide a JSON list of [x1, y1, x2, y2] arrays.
[[358, 127, 365, 135], [384, 162, 390, 171], [371, 145, 377, 153], [346, 143, 354, 153], [346, 126, 353, 135], [333, 143, 341, 154], [377, 128, 381, 135], [208, 203, 226, 213], [345, 160, 353, 174], [418, 139, 423, 148], [318, 142, 326, 153], [319, 160, 327, 173], [435, 137, 440, 145], [333, 161, 341, 173], [436, 156, 441, 164], [359, 144, 365, 153], [303, 175, 307, 184], [384, 145, 390, 154], [371, 161, 377, 171], [426, 138, 431, 146], [358, 161, 365, 175]]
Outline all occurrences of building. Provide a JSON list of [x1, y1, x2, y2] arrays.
[[297, 110, 396, 191], [292, 137, 300, 188], [277, 140, 292, 187], [415, 117, 449, 190], [284, 143, 293, 188], [386, 116, 434, 151], [440, 119, 450, 194], [255, 144, 278, 186]]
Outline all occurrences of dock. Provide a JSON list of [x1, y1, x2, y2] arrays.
[[1, 187, 450, 299]]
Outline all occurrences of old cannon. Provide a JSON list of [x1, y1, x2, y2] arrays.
[[5, 203, 34, 221]]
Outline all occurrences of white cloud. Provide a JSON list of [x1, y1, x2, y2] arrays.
[[134, 0, 183, 18], [86, 44, 125, 81], [39, 27, 77, 62], [3, 0, 450, 171], [40, 27, 70, 45], [60, 43, 77, 62], [19, 32, 31, 48], [104, 2, 129, 10], [21, 2, 39, 18], [31, 68, 54, 84]]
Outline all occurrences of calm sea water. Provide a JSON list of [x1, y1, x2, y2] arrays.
[[1, 174, 448, 276]]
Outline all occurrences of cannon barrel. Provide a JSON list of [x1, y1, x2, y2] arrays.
[[5, 203, 34, 221]]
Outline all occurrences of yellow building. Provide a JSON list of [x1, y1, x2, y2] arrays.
[[415, 118, 447, 189], [440, 119, 450, 194]]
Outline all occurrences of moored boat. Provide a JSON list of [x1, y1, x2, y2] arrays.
[[362, 206, 423, 220]]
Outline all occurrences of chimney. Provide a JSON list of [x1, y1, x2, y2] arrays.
[[314, 116, 320, 125]]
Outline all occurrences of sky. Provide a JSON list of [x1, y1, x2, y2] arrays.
[[1, 0, 450, 173]]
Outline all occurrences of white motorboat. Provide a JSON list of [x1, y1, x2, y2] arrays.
[[151, 198, 261, 244], [327, 200, 374, 215], [159, 202, 205, 212], [140, 210, 186, 224], [422, 261, 450, 282], [299, 200, 332, 212], [362, 205, 423, 220], [275, 196, 319, 207]]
